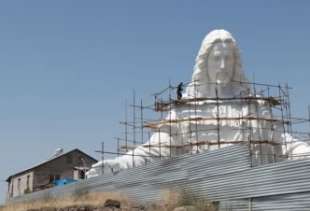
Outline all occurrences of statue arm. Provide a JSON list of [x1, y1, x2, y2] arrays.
[[86, 130, 171, 178]]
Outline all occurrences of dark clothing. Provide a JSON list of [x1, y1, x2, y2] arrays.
[[177, 82, 184, 100]]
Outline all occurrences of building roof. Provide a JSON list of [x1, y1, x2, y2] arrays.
[[6, 149, 97, 182]]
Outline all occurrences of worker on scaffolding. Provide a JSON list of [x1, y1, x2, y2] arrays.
[[177, 82, 184, 100]]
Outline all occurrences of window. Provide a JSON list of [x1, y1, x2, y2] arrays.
[[26, 175, 30, 189], [17, 178, 21, 195], [79, 170, 85, 179], [10, 182, 13, 197], [49, 175, 54, 183], [49, 174, 61, 183], [24, 175, 32, 194]]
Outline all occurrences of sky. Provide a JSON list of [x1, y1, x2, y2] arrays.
[[0, 0, 310, 203]]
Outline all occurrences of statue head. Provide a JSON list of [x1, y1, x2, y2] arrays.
[[186, 29, 249, 97], [207, 41, 235, 84]]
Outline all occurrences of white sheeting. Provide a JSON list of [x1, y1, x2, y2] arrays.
[[86, 29, 310, 178]]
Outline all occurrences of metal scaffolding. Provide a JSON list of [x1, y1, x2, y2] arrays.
[[96, 80, 310, 169]]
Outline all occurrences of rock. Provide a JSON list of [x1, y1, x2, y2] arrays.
[[103, 199, 121, 209]]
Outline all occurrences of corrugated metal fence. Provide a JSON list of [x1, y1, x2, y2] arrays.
[[9, 145, 310, 210]]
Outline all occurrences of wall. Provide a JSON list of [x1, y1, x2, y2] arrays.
[[8, 172, 34, 198], [33, 151, 95, 191], [6, 150, 96, 198]]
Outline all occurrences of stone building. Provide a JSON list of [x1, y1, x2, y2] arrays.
[[6, 149, 97, 199]]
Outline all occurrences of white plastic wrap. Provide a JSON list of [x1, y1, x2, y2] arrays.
[[86, 29, 310, 178]]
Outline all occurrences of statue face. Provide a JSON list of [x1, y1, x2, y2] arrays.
[[207, 41, 235, 84]]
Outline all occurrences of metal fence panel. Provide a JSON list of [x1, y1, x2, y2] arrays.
[[9, 145, 310, 210]]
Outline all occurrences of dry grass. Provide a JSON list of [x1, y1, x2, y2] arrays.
[[0, 190, 216, 211], [144, 189, 217, 211], [0, 192, 131, 211]]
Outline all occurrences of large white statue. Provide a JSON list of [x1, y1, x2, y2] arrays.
[[86, 29, 310, 178]]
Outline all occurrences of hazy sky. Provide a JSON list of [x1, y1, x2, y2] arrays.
[[0, 0, 310, 203]]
